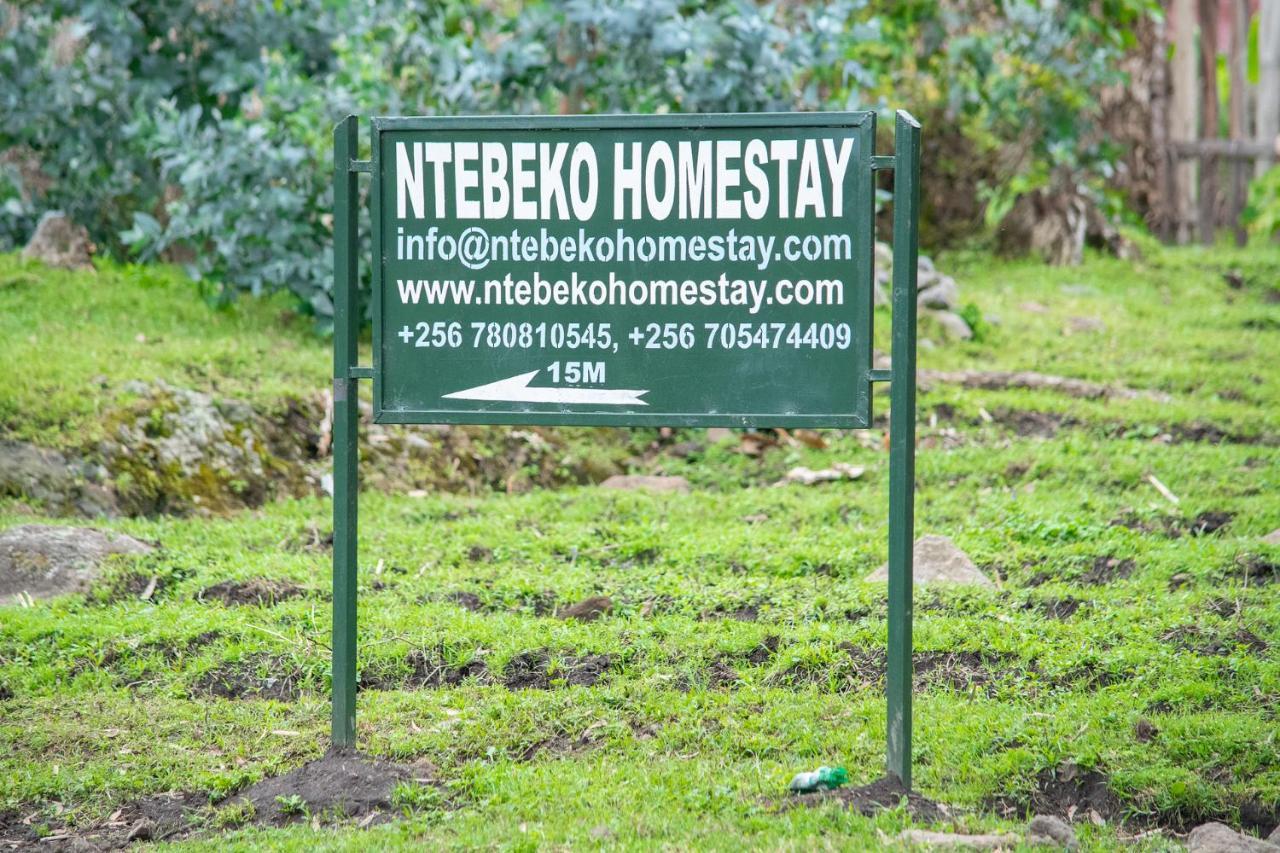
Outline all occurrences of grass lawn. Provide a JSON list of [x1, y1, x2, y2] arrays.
[[0, 243, 1277, 849]]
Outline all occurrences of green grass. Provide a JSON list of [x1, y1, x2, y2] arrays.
[[0, 243, 1278, 849], [0, 255, 332, 447]]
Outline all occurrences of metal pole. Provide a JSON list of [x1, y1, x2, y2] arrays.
[[886, 109, 920, 788], [332, 115, 360, 748]]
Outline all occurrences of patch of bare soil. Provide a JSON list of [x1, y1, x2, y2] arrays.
[[1234, 555, 1280, 585], [1187, 510, 1234, 536], [192, 654, 305, 701], [744, 635, 781, 665], [700, 602, 760, 622], [1110, 509, 1236, 539], [777, 646, 1013, 696], [1167, 422, 1273, 446], [361, 649, 490, 691], [989, 409, 1075, 438], [1110, 510, 1183, 537], [1081, 556, 1135, 585], [1025, 597, 1081, 619], [0, 791, 209, 848], [198, 578, 305, 607], [706, 660, 742, 688], [445, 590, 486, 611], [137, 630, 223, 662], [517, 729, 604, 761], [779, 775, 947, 823], [989, 764, 1121, 825], [501, 650, 612, 689], [918, 369, 1170, 402], [1161, 625, 1269, 656], [227, 748, 416, 826]]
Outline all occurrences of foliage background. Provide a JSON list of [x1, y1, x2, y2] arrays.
[[0, 0, 1219, 328]]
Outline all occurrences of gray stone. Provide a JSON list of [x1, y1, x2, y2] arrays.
[[0, 524, 153, 602], [875, 240, 892, 270], [1027, 814, 1078, 849], [929, 309, 974, 341], [599, 475, 690, 493], [866, 535, 992, 586], [897, 829, 1019, 849], [21, 211, 93, 269], [102, 380, 318, 515], [1261, 528, 1280, 546], [918, 275, 960, 310], [0, 440, 117, 517], [1186, 822, 1277, 853], [1268, 826, 1280, 846]]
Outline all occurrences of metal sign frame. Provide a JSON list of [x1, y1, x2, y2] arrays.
[[332, 110, 920, 787]]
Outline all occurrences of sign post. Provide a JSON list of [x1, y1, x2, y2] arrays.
[[332, 110, 920, 782]]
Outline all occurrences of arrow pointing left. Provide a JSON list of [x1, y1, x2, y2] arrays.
[[442, 370, 649, 406]]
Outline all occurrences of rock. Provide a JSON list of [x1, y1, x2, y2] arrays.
[[928, 309, 974, 341], [103, 380, 319, 515], [706, 428, 735, 444], [0, 525, 153, 602], [875, 241, 893, 270], [1268, 826, 1280, 845], [1168, 572, 1193, 591], [918, 276, 960, 310], [872, 241, 960, 312], [0, 440, 117, 516], [598, 475, 689, 493], [1262, 528, 1280, 546], [1027, 814, 1078, 849], [866, 535, 993, 586], [1133, 718, 1158, 743], [897, 829, 1020, 849], [125, 819, 154, 842], [1063, 316, 1105, 335], [777, 463, 865, 486], [21, 211, 93, 269], [1186, 822, 1277, 853], [556, 595, 613, 621]]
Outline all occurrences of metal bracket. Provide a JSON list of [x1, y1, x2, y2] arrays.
[[348, 366, 374, 380], [868, 369, 893, 383], [872, 155, 895, 171], [350, 159, 372, 173]]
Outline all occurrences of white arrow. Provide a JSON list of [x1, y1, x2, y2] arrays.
[[443, 370, 649, 406]]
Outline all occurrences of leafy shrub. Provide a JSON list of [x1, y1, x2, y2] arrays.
[[5, 0, 1160, 323], [1244, 166, 1280, 240]]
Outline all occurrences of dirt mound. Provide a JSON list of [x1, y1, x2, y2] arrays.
[[193, 654, 305, 701], [199, 578, 306, 607], [0, 524, 153, 602], [228, 748, 412, 825], [501, 650, 612, 689], [1081, 556, 1135, 585], [1234, 555, 1279, 585], [780, 775, 947, 823], [990, 764, 1121, 824], [361, 649, 490, 691]]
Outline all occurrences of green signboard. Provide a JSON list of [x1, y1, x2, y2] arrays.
[[333, 110, 921, 785], [373, 114, 875, 428]]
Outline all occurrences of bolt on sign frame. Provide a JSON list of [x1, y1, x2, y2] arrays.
[[332, 110, 920, 786]]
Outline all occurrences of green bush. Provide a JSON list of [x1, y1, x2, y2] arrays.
[[4, 0, 1159, 325]]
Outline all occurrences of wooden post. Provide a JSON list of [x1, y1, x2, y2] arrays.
[[1170, 0, 1199, 243], [1228, 0, 1249, 246], [1260, 1, 1280, 178], [1197, 0, 1219, 246]]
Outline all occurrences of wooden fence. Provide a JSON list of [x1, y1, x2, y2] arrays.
[[1167, 0, 1279, 244]]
